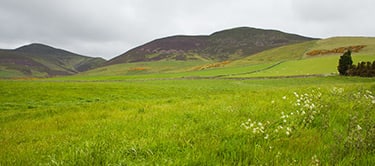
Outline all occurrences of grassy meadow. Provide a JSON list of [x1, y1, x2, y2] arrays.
[[1, 37, 375, 165], [1, 76, 374, 165]]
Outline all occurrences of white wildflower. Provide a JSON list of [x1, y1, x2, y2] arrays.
[[294, 92, 299, 97], [311, 155, 320, 166], [264, 134, 269, 140], [282, 96, 287, 100], [357, 125, 362, 130]]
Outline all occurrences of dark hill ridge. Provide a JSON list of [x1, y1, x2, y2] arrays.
[[107, 27, 317, 65], [0, 43, 106, 78], [16, 43, 65, 55]]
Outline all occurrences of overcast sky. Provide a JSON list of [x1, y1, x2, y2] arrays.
[[0, 0, 374, 59]]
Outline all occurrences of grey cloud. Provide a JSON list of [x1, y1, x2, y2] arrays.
[[0, 0, 374, 59], [290, 0, 375, 37], [292, 0, 373, 22]]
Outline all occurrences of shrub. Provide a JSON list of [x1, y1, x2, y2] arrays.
[[347, 60, 375, 77], [337, 50, 353, 75]]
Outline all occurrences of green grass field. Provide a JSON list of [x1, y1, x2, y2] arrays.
[[231, 54, 375, 78], [1, 77, 374, 165], [1, 37, 375, 165]]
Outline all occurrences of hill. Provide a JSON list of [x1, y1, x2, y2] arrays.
[[235, 37, 375, 64], [0, 43, 106, 78], [106, 27, 316, 65], [69, 37, 375, 80]]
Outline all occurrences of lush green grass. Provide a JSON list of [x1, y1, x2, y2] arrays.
[[231, 54, 375, 78], [1, 38, 375, 165], [1, 77, 374, 165]]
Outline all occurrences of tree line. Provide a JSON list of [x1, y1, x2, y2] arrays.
[[337, 50, 375, 77]]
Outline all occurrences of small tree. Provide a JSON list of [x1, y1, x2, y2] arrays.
[[337, 50, 353, 75]]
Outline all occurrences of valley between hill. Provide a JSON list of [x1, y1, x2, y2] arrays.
[[1, 28, 375, 165], [51, 37, 375, 81]]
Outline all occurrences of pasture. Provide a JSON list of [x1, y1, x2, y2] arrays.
[[0, 76, 374, 165]]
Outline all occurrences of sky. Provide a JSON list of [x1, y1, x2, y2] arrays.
[[0, 0, 374, 60]]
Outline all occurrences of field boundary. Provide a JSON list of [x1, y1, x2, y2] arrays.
[[30, 73, 338, 83]]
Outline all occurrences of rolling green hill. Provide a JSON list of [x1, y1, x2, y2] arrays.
[[3, 30, 374, 80], [228, 37, 375, 77], [0, 43, 106, 78], [68, 37, 375, 80], [106, 27, 315, 65]]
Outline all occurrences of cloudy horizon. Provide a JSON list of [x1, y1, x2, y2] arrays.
[[1, 0, 374, 60]]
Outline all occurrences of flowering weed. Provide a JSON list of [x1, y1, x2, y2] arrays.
[[241, 86, 375, 165]]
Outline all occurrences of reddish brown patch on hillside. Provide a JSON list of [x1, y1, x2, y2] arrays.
[[128, 67, 150, 71], [193, 61, 230, 70], [306, 45, 366, 56], [12, 77, 40, 80]]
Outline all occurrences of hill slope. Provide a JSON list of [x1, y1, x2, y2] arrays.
[[0, 43, 106, 78], [106, 27, 316, 65], [229, 37, 375, 76], [237, 37, 375, 64], [70, 37, 375, 80]]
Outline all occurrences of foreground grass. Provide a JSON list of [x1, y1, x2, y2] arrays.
[[0, 77, 374, 165]]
